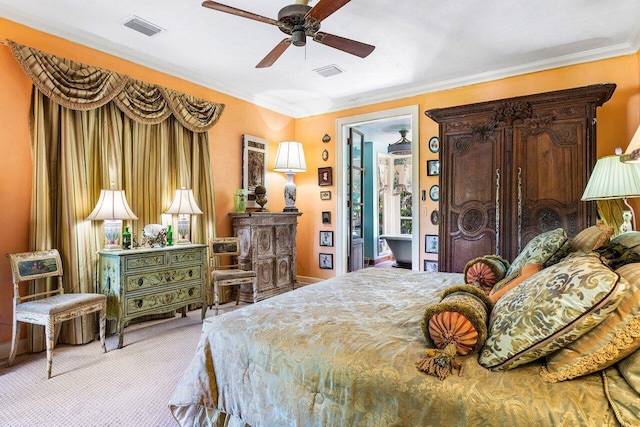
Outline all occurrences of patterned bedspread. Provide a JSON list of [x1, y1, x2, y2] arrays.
[[169, 268, 620, 426]]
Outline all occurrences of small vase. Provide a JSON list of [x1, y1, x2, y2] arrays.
[[234, 189, 247, 213]]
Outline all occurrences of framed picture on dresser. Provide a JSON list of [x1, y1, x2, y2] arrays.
[[242, 134, 268, 209]]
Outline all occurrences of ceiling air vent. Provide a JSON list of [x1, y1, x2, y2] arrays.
[[313, 64, 345, 78], [123, 16, 164, 37]]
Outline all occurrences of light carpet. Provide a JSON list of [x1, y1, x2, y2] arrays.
[[0, 301, 248, 427]]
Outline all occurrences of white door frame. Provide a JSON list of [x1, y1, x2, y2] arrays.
[[335, 105, 420, 275]]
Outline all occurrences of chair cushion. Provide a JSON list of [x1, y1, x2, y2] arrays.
[[17, 293, 106, 316], [212, 269, 257, 281]]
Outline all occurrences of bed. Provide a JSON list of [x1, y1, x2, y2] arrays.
[[168, 265, 637, 426]]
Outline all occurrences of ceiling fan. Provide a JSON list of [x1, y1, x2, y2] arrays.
[[201, 0, 375, 68]]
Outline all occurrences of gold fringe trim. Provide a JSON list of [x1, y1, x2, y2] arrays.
[[540, 315, 640, 383]]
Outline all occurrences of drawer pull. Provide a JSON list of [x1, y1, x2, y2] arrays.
[[137, 278, 144, 287], [135, 299, 143, 308], [188, 287, 194, 296], [188, 270, 193, 277], [165, 273, 172, 282]]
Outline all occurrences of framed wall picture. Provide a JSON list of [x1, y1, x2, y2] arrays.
[[427, 160, 440, 176], [242, 134, 268, 209], [322, 211, 331, 224], [428, 136, 440, 153], [318, 167, 333, 186], [320, 190, 331, 200], [319, 231, 334, 247], [425, 234, 439, 253], [424, 260, 438, 272], [429, 184, 439, 201], [319, 253, 333, 269]]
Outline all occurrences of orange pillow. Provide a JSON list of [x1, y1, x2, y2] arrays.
[[489, 263, 543, 302]]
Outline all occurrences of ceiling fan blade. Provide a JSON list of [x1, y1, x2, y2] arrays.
[[256, 39, 292, 68], [313, 32, 375, 58], [202, 1, 279, 26], [305, 0, 350, 23]]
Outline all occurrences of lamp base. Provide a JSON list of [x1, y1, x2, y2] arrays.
[[103, 243, 122, 251], [176, 238, 191, 245], [283, 206, 299, 212]]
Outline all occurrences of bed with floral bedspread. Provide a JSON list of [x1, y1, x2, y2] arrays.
[[168, 265, 637, 426]]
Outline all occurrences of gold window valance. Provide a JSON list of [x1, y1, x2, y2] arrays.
[[7, 40, 224, 132]]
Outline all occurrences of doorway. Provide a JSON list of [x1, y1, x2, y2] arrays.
[[335, 106, 419, 275]]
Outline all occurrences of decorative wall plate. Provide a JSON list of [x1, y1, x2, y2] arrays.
[[429, 136, 440, 153], [429, 184, 439, 201]]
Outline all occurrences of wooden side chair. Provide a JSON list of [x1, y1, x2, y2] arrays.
[[209, 237, 257, 315], [6, 249, 107, 378]]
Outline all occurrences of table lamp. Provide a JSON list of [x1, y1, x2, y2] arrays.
[[87, 189, 138, 250], [165, 188, 203, 244], [582, 149, 640, 233], [273, 141, 307, 212]]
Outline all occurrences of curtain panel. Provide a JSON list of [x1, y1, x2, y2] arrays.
[[9, 41, 221, 349]]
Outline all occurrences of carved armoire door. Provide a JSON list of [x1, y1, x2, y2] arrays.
[[427, 84, 616, 273], [438, 115, 505, 273]]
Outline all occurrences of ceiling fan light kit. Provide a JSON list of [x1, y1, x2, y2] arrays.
[[202, 0, 375, 68]]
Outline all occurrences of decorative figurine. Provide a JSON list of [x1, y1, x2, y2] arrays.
[[255, 185, 268, 211]]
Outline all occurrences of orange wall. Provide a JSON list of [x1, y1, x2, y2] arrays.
[[1, 17, 639, 348]]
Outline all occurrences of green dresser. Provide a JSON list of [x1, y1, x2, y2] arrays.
[[98, 244, 208, 348]]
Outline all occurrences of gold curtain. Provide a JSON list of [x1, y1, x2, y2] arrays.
[[13, 41, 220, 349]]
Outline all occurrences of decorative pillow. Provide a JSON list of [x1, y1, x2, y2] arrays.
[[421, 285, 493, 356], [611, 231, 640, 252], [541, 263, 640, 382], [543, 240, 574, 268], [479, 252, 628, 371], [595, 242, 640, 270], [570, 222, 615, 252], [488, 262, 543, 303], [506, 228, 567, 276], [463, 255, 510, 295]]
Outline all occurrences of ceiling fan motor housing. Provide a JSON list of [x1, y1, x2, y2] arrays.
[[278, 4, 320, 46]]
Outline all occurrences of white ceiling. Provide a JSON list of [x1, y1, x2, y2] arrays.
[[1, 0, 640, 118]]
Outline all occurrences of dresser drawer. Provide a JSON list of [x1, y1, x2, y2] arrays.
[[124, 265, 203, 292], [168, 248, 205, 266], [124, 283, 204, 316], [123, 252, 167, 272]]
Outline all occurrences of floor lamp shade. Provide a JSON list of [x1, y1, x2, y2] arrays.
[[582, 154, 640, 232], [87, 189, 138, 250], [165, 189, 203, 244], [274, 141, 307, 212]]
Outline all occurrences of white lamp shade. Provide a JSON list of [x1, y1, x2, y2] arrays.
[[620, 125, 640, 163], [87, 190, 138, 220], [273, 141, 307, 172], [582, 154, 640, 200], [164, 189, 203, 214]]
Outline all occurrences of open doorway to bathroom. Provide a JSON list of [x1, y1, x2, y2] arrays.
[[335, 106, 419, 275]]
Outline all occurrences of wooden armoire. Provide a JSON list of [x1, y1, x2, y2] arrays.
[[425, 83, 616, 273]]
